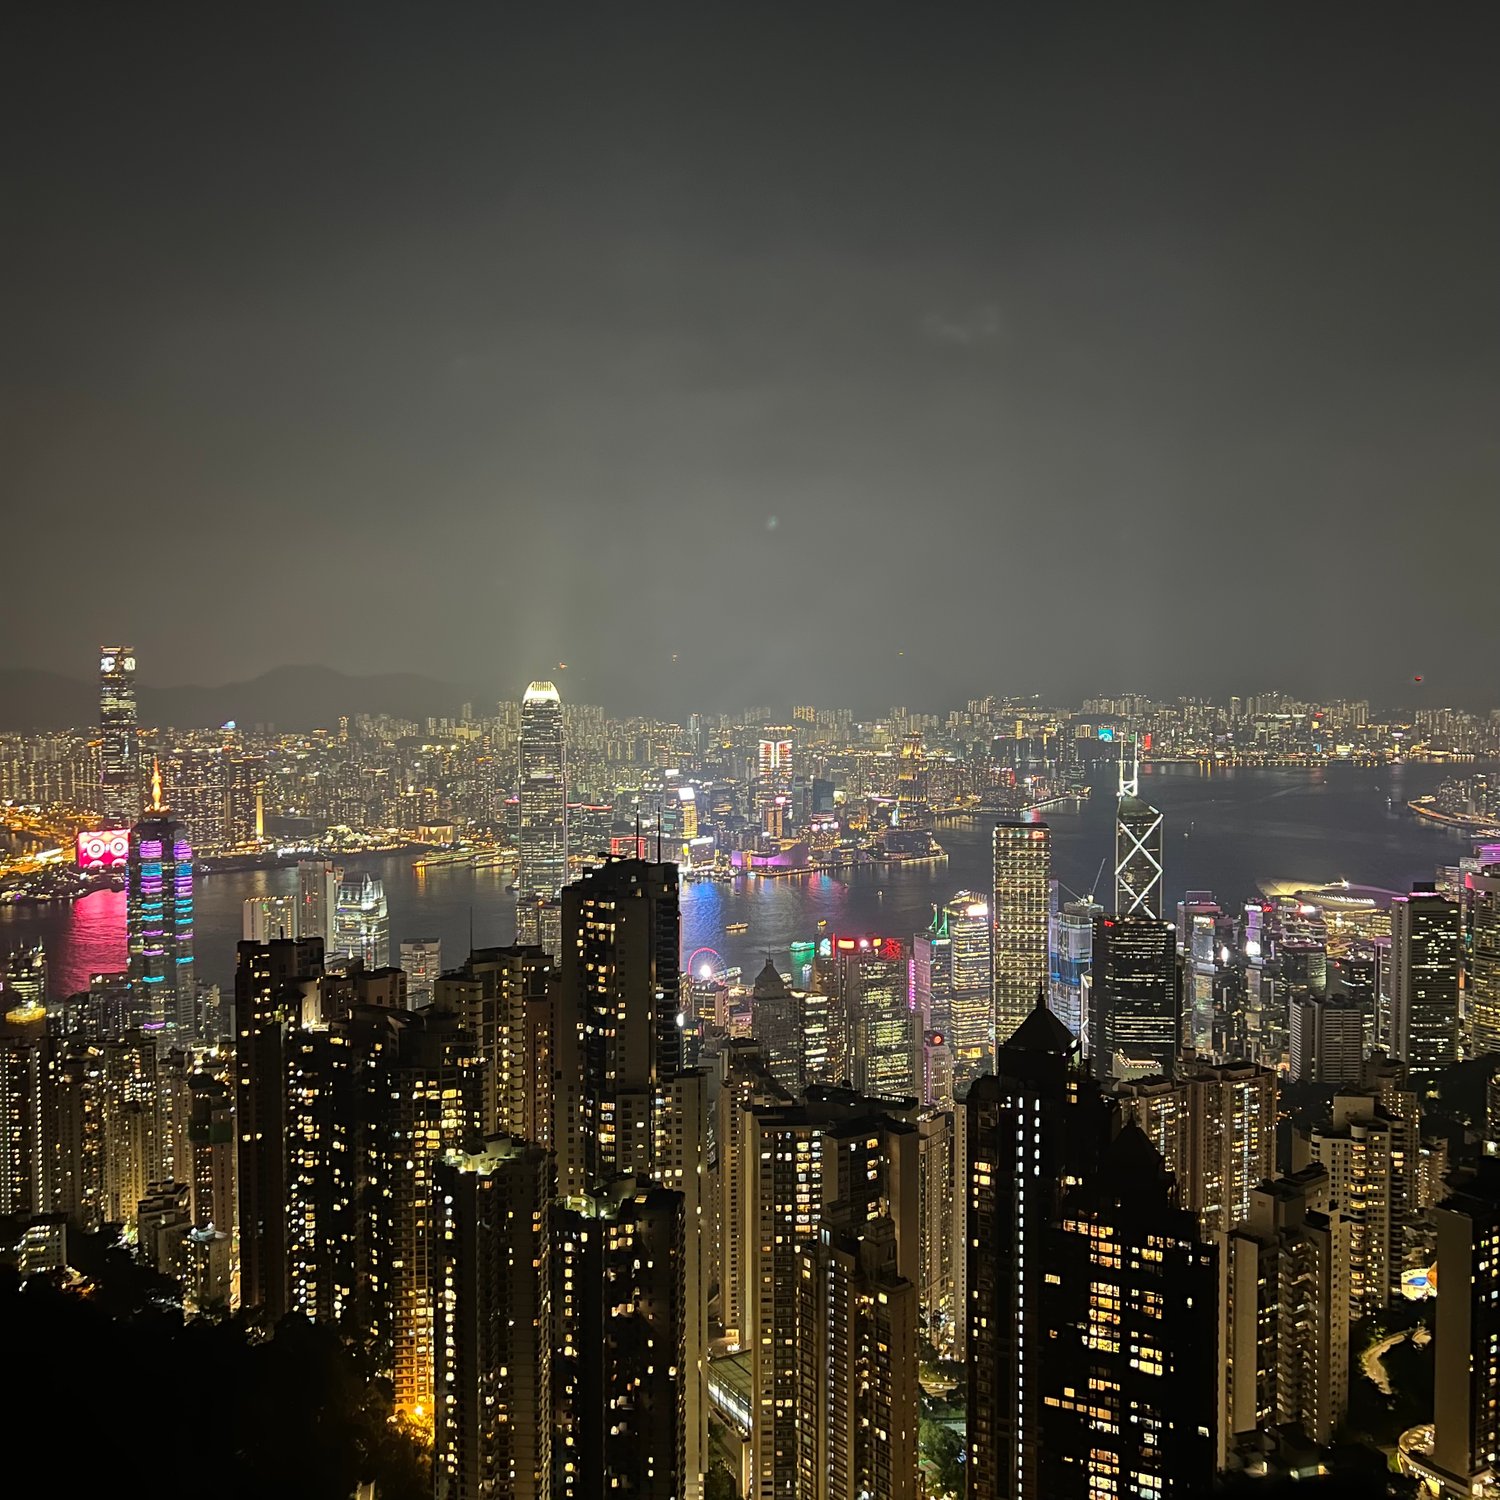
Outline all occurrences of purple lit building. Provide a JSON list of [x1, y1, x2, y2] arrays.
[[128, 763, 196, 1036]]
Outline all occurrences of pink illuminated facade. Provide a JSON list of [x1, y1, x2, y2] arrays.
[[127, 810, 196, 1035]]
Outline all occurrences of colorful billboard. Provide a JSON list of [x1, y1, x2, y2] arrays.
[[77, 828, 131, 871]]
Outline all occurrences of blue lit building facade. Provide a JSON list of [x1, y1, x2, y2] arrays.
[[128, 769, 196, 1036]]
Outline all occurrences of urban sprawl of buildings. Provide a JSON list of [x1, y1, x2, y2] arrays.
[[3, 649, 1500, 1498]]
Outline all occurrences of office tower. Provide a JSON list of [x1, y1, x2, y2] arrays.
[[364, 1004, 484, 1419], [1177, 891, 1221, 1052], [1281, 937, 1329, 997], [1224, 1165, 1349, 1446], [235, 936, 324, 1320], [1115, 749, 1164, 920], [796, 1213, 919, 1500], [1088, 915, 1179, 1080], [966, 997, 1111, 1500], [1048, 897, 1099, 1040], [439, 946, 554, 1142], [0, 1001, 47, 1215], [743, 1092, 917, 1500], [1388, 883, 1461, 1080], [399, 939, 442, 1009], [916, 1110, 955, 1356], [1308, 1094, 1396, 1315], [1289, 993, 1365, 1085], [1467, 867, 1500, 1057], [1431, 1162, 1500, 1492], [755, 728, 794, 824], [749, 959, 800, 1095], [242, 894, 297, 943], [1040, 1125, 1220, 1499], [127, 766, 196, 1036], [944, 892, 992, 1072], [1118, 1060, 1276, 1236], [558, 857, 681, 1195], [296, 858, 339, 947], [433, 1137, 552, 1500], [98, 645, 138, 824], [518, 681, 568, 908], [991, 821, 1051, 1045], [331, 873, 390, 969], [913, 911, 952, 1034], [922, 1029, 955, 1110], [185, 1069, 234, 1231], [837, 936, 916, 1099], [893, 728, 931, 831]]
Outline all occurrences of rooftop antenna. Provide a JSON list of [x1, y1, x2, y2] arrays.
[[1117, 733, 1138, 800]]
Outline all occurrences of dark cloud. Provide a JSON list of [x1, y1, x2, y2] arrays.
[[4, 3, 1499, 712]]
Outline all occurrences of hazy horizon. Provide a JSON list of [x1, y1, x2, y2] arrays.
[[8, 6, 1498, 711]]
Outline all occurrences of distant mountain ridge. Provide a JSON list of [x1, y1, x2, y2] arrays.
[[0, 665, 476, 732]]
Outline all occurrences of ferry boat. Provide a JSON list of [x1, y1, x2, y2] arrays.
[[725, 921, 750, 935]]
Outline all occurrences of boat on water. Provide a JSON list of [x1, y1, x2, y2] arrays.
[[725, 921, 750, 935]]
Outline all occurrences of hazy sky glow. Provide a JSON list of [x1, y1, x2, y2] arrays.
[[6, 5, 1499, 712]]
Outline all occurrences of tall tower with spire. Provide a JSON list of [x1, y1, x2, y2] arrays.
[[128, 758, 196, 1035], [1114, 737, 1164, 920]]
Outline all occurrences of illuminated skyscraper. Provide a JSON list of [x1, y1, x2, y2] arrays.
[[331, 874, 390, 969], [755, 728, 794, 826], [557, 857, 682, 1195], [837, 936, 917, 1100], [743, 1094, 918, 1500], [945, 892, 993, 1070], [1041, 1127, 1220, 1498], [1308, 1094, 1396, 1315], [242, 894, 296, 943], [1468, 868, 1500, 1057], [432, 1136, 553, 1500], [1048, 897, 1100, 1040], [127, 763, 196, 1036], [518, 681, 568, 936], [1388, 883, 1461, 1081], [991, 821, 1051, 1046], [1432, 1162, 1500, 1491], [0, 999, 47, 1216], [98, 645, 138, 824], [235, 935, 324, 1321], [399, 939, 442, 1009], [365, 1005, 484, 1419], [796, 1212, 919, 1500], [965, 997, 1110, 1500], [1087, 915, 1179, 1080], [893, 730, 931, 829], [1224, 1166, 1349, 1447], [1115, 748, 1164, 920], [296, 859, 339, 947]]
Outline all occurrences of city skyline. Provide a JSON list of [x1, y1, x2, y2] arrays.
[[6, 7, 1500, 1497]]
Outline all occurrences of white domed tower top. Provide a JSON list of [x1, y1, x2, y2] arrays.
[[523, 680, 561, 704]]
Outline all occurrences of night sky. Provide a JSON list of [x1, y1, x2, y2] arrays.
[[6, 5, 1499, 713]]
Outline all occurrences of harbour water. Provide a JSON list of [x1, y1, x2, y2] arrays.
[[0, 762, 1480, 1001]]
